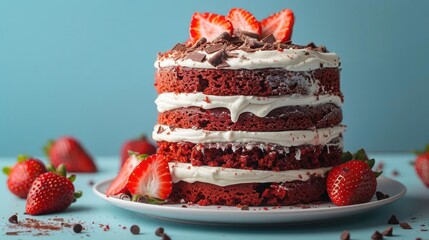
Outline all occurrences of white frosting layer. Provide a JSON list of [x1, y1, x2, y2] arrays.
[[156, 92, 343, 122], [155, 49, 340, 71], [153, 124, 345, 147], [168, 162, 331, 186]]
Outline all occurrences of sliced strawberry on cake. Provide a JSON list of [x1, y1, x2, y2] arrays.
[[188, 12, 233, 44], [106, 152, 147, 196], [227, 8, 261, 36], [260, 9, 295, 42], [127, 154, 172, 202]]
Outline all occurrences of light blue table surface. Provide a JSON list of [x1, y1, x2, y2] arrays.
[[1, 153, 428, 240]]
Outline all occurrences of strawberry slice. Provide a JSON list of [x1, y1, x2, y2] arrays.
[[227, 8, 261, 36], [126, 154, 172, 200], [260, 9, 295, 43], [189, 12, 233, 44], [106, 152, 145, 196]]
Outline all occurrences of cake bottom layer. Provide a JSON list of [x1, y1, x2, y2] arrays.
[[168, 176, 327, 206], [157, 138, 342, 171]]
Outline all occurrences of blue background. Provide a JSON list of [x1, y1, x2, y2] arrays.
[[1, 0, 429, 158]]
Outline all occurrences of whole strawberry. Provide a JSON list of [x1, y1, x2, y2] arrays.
[[415, 145, 429, 188], [26, 164, 82, 215], [3, 155, 47, 198], [327, 149, 381, 206], [120, 135, 156, 166], [44, 136, 97, 172]]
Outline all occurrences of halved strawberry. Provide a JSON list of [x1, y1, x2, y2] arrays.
[[227, 8, 261, 36], [106, 152, 145, 196], [189, 12, 233, 44], [260, 9, 295, 43], [126, 154, 172, 200]]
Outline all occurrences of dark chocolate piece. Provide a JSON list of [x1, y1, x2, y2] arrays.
[[248, 39, 265, 49], [192, 38, 207, 48], [130, 225, 140, 234], [400, 222, 412, 229], [382, 226, 393, 236], [216, 62, 230, 68], [371, 231, 383, 240], [213, 32, 231, 42], [205, 44, 225, 54], [208, 49, 228, 67], [240, 31, 259, 39], [8, 215, 18, 224], [187, 52, 206, 62], [376, 191, 389, 200], [155, 227, 165, 236], [171, 43, 186, 52], [261, 34, 276, 44], [73, 224, 83, 233], [388, 215, 399, 224], [340, 231, 350, 240]]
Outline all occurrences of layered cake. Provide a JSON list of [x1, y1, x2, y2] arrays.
[[152, 8, 344, 206]]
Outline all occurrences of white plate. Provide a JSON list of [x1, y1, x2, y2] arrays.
[[93, 176, 406, 225]]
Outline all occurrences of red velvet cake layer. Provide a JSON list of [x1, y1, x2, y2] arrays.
[[169, 176, 327, 206], [157, 104, 342, 131], [155, 67, 341, 97], [157, 138, 342, 171]]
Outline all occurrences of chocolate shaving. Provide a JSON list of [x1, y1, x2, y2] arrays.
[[400, 222, 412, 229], [261, 34, 276, 44], [239, 31, 259, 39], [248, 39, 265, 49], [205, 44, 225, 54], [208, 49, 228, 67], [191, 37, 207, 49], [213, 32, 231, 42], [171, 43, 186, 52], [186, 52, 206, 62], [216, 62, 230, 68], [382, 226, 393, 236]]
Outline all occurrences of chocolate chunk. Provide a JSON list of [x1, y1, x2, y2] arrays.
[[130, 225, 140, 235], [216, 62, 230, 68], [261, 34, 276, 44], [73, 224, 83, 233], [155, 227, 165, 236], [186, 52, 206, 62], [8, 214, 18, 224], [192, 38, 207, 48], [248, 39, 265, 49], [376, 191, 389, 200], [371, 231, 383, 239], [241, 205, 249, 211], [400, 222, 412, 229], [240, 31, 259, 39], [208, 49, 228, 67], [388, 215, 399, 224], [205, 44, 225, 54], [162, 234, 171, 240], [340, 230, 350, 240], [213, 32, 231, 42], [382, 226, 393, 236], [171, 43, 186, 52]]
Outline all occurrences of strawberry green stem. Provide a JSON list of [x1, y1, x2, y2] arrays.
[[57, 164, 66, 177], [46, 164, 56, 173], [2, 167, 11, 176], [68, 174, 76, 182], [17, 154, 28, 163], [74, 191, 82, 199]]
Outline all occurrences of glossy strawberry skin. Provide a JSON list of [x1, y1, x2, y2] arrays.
[[106, 154, 141, 196], [26, 172, 75, 215], [327, 160, 377, 206], [189, 12, 233, 44], [415, 153, 429, 188], [6, 158, 47, 198], [46, 136, 97, 172], [227, 8, 261, 36], [120, 136, 156, 166], [260, 9, 295, 42], [127, 154, 172, 200]]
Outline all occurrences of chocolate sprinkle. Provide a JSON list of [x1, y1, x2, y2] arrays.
[[371, 231, 383, 239], [130, 225, 140, 235], [340, 230, 350, 240], [400, 222, 412, 229], [382, 226, 393, 236], [155, 227, 165, 236], [388, 215, 400, 224], [73, 224, 83, 233], [8, 214, 18, 224], [205, 44, 225, 54], [208, 49, 228, 67], [186, 52, 206, 62], [261, 34, 276, 44]]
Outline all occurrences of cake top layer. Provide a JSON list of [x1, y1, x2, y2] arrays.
[[155, 8, 340, 71]]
